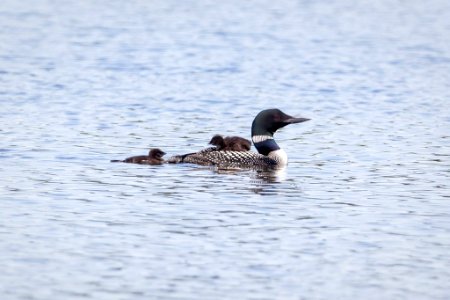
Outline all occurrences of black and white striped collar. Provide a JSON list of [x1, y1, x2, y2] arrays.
[[251, 135, 273, 143]]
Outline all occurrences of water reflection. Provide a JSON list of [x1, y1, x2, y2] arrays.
[[214, 166, 297, 195], [214, 166, 286, 182], [255, 168, 287, 183]]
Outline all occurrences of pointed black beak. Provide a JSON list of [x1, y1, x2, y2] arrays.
[[284, 116, 310, 124]]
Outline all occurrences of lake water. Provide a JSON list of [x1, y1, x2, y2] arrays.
[[1, 0, 450, 299]]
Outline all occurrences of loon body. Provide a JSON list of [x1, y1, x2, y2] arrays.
[[168, 109, 309, 169], [111, 148, 166, 165], [209, 135, 251, 151]]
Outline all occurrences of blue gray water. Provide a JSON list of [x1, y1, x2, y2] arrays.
[[1, 0, 450, 299]]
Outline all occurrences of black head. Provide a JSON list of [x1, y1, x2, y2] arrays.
[[148, 148, 166, 160], [209, 134, 225, 148], [251, 108, 310, 136]]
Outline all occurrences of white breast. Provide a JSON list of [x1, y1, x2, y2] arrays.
[[268, 149, 288, 166]]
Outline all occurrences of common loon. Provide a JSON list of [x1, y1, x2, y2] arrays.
[[168, 109, 309, 169], [209, 134, 251, 151], [111, 148, 166, 165]]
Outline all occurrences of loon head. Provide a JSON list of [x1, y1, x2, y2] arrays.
[[149, 148, 166, 161], [251, 108, 310, 137], [251, 109, 310, 160]]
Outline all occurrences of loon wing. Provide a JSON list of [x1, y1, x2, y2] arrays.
[[168, 149, 278, 170]]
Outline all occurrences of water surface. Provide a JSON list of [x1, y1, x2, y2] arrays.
[[1, 0, 450, 299]]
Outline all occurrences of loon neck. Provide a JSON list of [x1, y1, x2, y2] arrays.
[[252, 135, 280, 156], [252, 135, 288, 166]]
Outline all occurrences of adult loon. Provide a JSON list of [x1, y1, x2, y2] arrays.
[[209, 134, 251, 151], [168, 109, 309, 169], [111, 148, 166, 165]]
